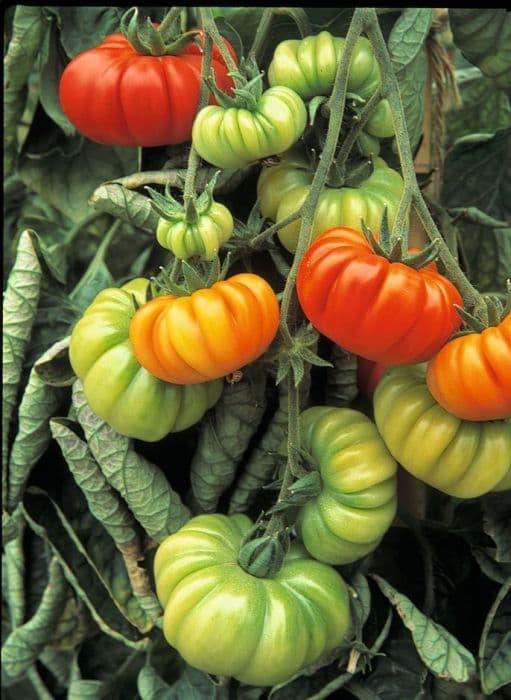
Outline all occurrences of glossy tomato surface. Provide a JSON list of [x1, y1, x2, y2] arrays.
[[296, 406, 397, 564], [129, 273, 280, 384], [296, 227, 463, 364], [374, 364, 511, 498], [59, 29, 237, 147], [69, 279, 222, 441], [154, 513, 352, 686], [426, 313, 511, 421]]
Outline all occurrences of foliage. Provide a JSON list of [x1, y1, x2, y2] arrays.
[[3, 6, 511, 699]]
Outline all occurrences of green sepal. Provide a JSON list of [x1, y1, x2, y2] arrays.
[[120, 7, 198, 57], [276, 325, 333, 387], [308, 96, 328, 126], [342, 158, 373, 189], [401, 239, 440, 269], [145, 186, 183, 221], [195, 171, 221, 216], [237, 524, 291, 578], [268, 471, 322, 511]]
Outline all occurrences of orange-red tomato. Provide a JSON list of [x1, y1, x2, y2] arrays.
[[59, 28, 238, 147], [129, 273, 280, 384], [296, 227, 463, 365], [426, 313, 511, 421]]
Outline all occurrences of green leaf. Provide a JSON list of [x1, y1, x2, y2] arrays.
[[22, 487, 147, 648], [34, 335, 75, 387], [50, 418, 141, 547], [58, 6, 124, 58], [445, 68, 511, 147], [7, 354, 66, 512], [479, 579, 511, 694], [190, 369, 267, 512], [2, 557, 68, 681], [72, 381, 190, 542], [18, 141, 139, 224], [372, 575, 477, 683], [3, 516, 26, 628], [137, 665, 174, 700], [68, 224, 117, 313], [482, 492, 511, 564], [89, 183, 159, 234], [449, 9, 511, 91], [3, 6, 48, 176], [68, 679, 109, 700], [388, 8, 432, 152], [472, 547, 511, 585], [442, 127, 511, 222], [38, 20, 75, 137], [2, 230, 42, 487]]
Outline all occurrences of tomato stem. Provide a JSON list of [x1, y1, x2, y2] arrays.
[[200, 7, 244, 90], [334, 88, 384, 169]]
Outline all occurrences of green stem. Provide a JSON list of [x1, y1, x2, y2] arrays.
[[157, 6, 183, 38], [200, 7, 243, 90], [273, 7, 312, 38], [334, 88, 384, 171], [247, 8, 274, 62], [250, 209, 303, 248], [361, 8, 483, 311], [279, 9, 365, 345], [27, 666, 55, 700]]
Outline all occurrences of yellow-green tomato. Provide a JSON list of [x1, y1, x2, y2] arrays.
[[69, 279, 222, 441], [273, 156, 404, 253], [373, 364, 511, 498], [153, 513, 352, 687], [296, 406, 397, 565], [156, 201, 233, 261], [191, 86, 307, 169], [257, 149, 313, 221]]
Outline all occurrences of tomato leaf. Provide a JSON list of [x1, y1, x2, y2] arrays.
[[482, 492, 511, 564], [442, 127, 511, 222], [57, 6, 124, 58], [388, 8, 432, 153], [479, 579, 511, 695], [449, 9, 511, 92], [2, 557, 68, 681], [34, 335, 75, 387], [325, 345, 358, 407], [371, 575, 477, 683], [38, 20, 75, 137], [2, 230, 42, 488], [72, 381, 190, 542]]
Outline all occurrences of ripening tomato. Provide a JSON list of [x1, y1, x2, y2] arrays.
[[68, 279, 222, 441], [59, 28, 238, 147], [296, 226, 463, 365], [154, 513, 352, 686], [296, 406, 397, 565], [426, 313, 511, 421], [129, 273, 280, 384], [374, 364, 511, 498]]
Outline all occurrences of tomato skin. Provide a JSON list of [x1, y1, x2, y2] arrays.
[[191, 86, 307, 169], [258, 156, 404, 253], [374, 364, 511, 498], [267, 32, 393, 139], [296, 406, 397, 565], [426, 313, 511, 421], [296, 227, 463, 365], [129, 273, 280, 385], [59, 29, 237, 147], [156, 201, 233, 261], [153, 513, 352, 686], [68, 279, 222, 441]]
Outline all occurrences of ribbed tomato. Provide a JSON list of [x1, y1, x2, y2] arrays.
[[296, 227, 463, 364], [59, 28, 238, 147], [129, 273, 280, 384], [426, 313, 511, 421]]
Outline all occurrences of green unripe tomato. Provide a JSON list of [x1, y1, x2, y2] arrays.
[[191, 86, 307, 169], [373, 364, 511, 498], [257, 149, 313, 221], [153, 513, 352, 687], [69, 279, 223, 441], [296, 406, 397, 565], [272, 156, 404, 253], [156, 201, 233, 261]]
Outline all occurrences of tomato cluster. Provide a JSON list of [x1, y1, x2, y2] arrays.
[[63, 18, 510, 690]]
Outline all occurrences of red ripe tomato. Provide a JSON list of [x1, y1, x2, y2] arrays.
[[296, 227, 463, 365], [59, 29, 238, 147], [426, 313, 511, 421]]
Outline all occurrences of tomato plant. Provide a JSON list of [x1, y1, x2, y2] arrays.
[[69, 278, 223, 440], [296, 226, 463, 364], [59, 27, 238, 147], [426, 312, 511, 421], [129, 273, 280, 384], [154, 512, 352, 686], [374, 364, 511, 498]]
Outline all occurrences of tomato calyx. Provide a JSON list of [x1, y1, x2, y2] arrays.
[[205, 55, 264, 112], [120, 7, 199, 57], [361, 218, 440, 270], [146, 171, 221, 225], [276, 324, 333, 387], [237, 516, 291, 578], [452, 289, 510, 338]]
